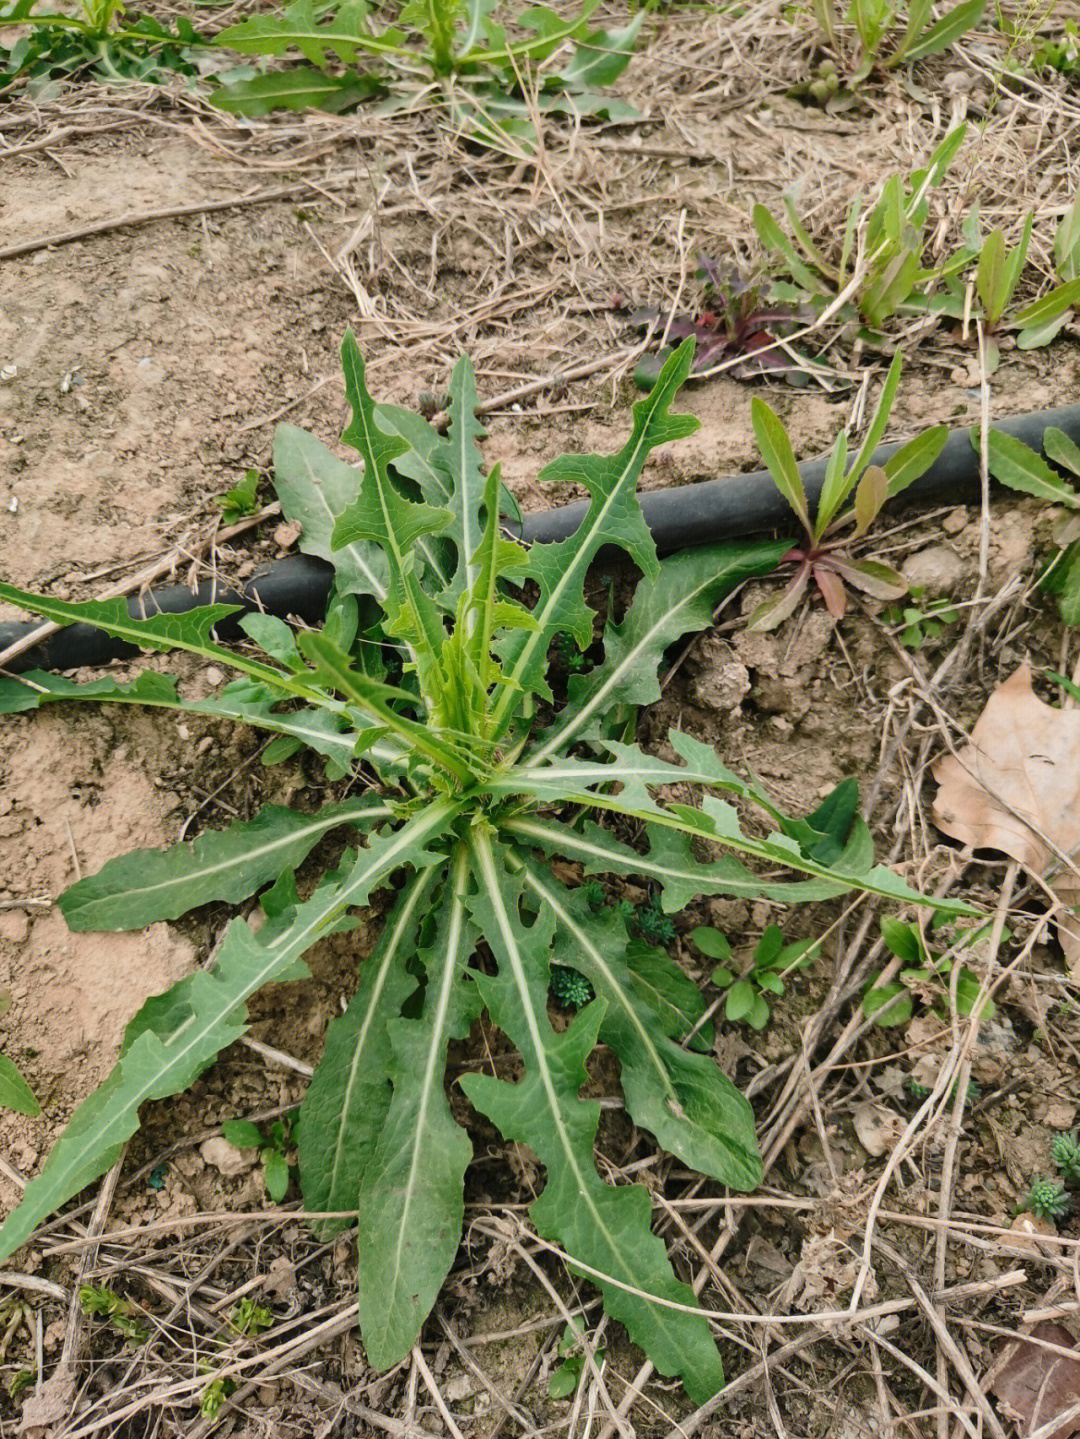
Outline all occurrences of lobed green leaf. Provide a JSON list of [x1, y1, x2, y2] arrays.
[[0, 802, 459, 1265], [462, 834, 726, 1405]]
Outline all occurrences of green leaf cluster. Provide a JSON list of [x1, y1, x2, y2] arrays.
[[747, 353, 947, 628], [209, 0, 641, 142], [697, 924, 819, 1032], [862, 916, 997, 1029], [755, 130, 1080, 359], [795, 0, 984, 96], [0, 0, 201, 91], [0, 333, 974, 1398], [971, 424, 1080, 626], [754, 126, 973, 332], [221, 1114, 296, 1201]]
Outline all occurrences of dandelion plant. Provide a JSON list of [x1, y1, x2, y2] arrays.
[[0, 335, 971, 1397]]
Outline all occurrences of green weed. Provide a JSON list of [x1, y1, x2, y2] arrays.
[[1022, 1177, 1071, 1221], [209, 0, 641, 142], [746, 353, 947, 628], [862, 916, 998, 1028], [0, 992, 40, 1119], [220, 1115, 297, 1202], [0, 335, 974, 1398], [0, 0, 200, 91], [695, 924, 819, 1031]]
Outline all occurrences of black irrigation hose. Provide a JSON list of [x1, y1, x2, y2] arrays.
[[4, 402, 1080, 676]]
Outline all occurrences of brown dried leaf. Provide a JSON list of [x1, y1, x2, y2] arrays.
[[990, 1321, 1080, 1439], [851, 1101, 907, 1158], [932, 666, 1080, 967], [17, 1365, 77, 1437]]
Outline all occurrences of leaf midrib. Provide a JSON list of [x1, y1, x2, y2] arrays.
[[322, 868, 435, 1208]]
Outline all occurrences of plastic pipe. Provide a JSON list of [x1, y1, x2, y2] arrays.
[[3, 402, 1080, 675]]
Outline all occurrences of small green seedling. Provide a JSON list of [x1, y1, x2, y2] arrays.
[[550, 965, 595, 1010], [215, 469, 261, 526], [754, 127, 973, 333], [229, 1297, 274, 1337], [0, 991, 40, 1119], [580, 881, 607, 910], [78, 1285, 149, 1345], [1052, 1131, 1080, 1185], [631, 897, 677, 947], [8, 1369, 34, 1399], [199, 1369, 237, 1418], [748, 353, 948, 627], [969, 424, 1080, 625], [1033, 20, 1080, 76], [862, 916, 997, 1028], [1023, 1177, 1071, 1222], [807, 0, 985, 85], [553, 631, 591, 674], [884, 590, 959, 648], [697, 924, 818, 1031], [221, 1115, 297, 1203], [549, 1319, 605, 1398], [968, 205, 1080, 369]]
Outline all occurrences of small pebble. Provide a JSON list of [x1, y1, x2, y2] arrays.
[[204, 667, 224, 686], [199, 1136, 259, 1178]]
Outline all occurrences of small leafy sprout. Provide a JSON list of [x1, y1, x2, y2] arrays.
[[747, 353, 949, 628], [214, 469, 261, 526], [971, 191, 1080, 364], [553, 631, 590, 673], [633, 897, 676, 947], [1023, 1178, 1072, 1222], [792, 56, 845, 107], [1052, 1132, 1080, 1185], [0, 991, 40, 1118], [863, 916, 998, 1028], [199, 1373, 237, 1418], [0, 334, 975, 1401], [1033, 20, 1080, 75], [550, 965, 595, 1011], [230, 1297, 274, 1337], [905, 1075, 979, 1104], [631, 258, 818, 392], [701, 924, 818, 1031], [78, 1285, 149, 1345], [969, 424, 1080, 626], [806, 0, 985, 86], [884, 590, 959, 648], [549, 1319, 605, 1398], [9, 1369, 34, 1400], [581, 880, 607, 911], [221, 1115, 297, 1203], [754, 127, 973, 334], [147, 1163, 168, 1191]]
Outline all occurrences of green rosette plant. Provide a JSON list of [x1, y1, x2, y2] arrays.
[[0, 335, 971, 1397]]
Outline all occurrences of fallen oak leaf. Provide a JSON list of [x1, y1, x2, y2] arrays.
[[988, 1321, 1080, 1439], [931, 665, 1080, 970]]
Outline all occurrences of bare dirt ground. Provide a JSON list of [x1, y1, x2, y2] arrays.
[[5, 6, 1080, 1436]]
